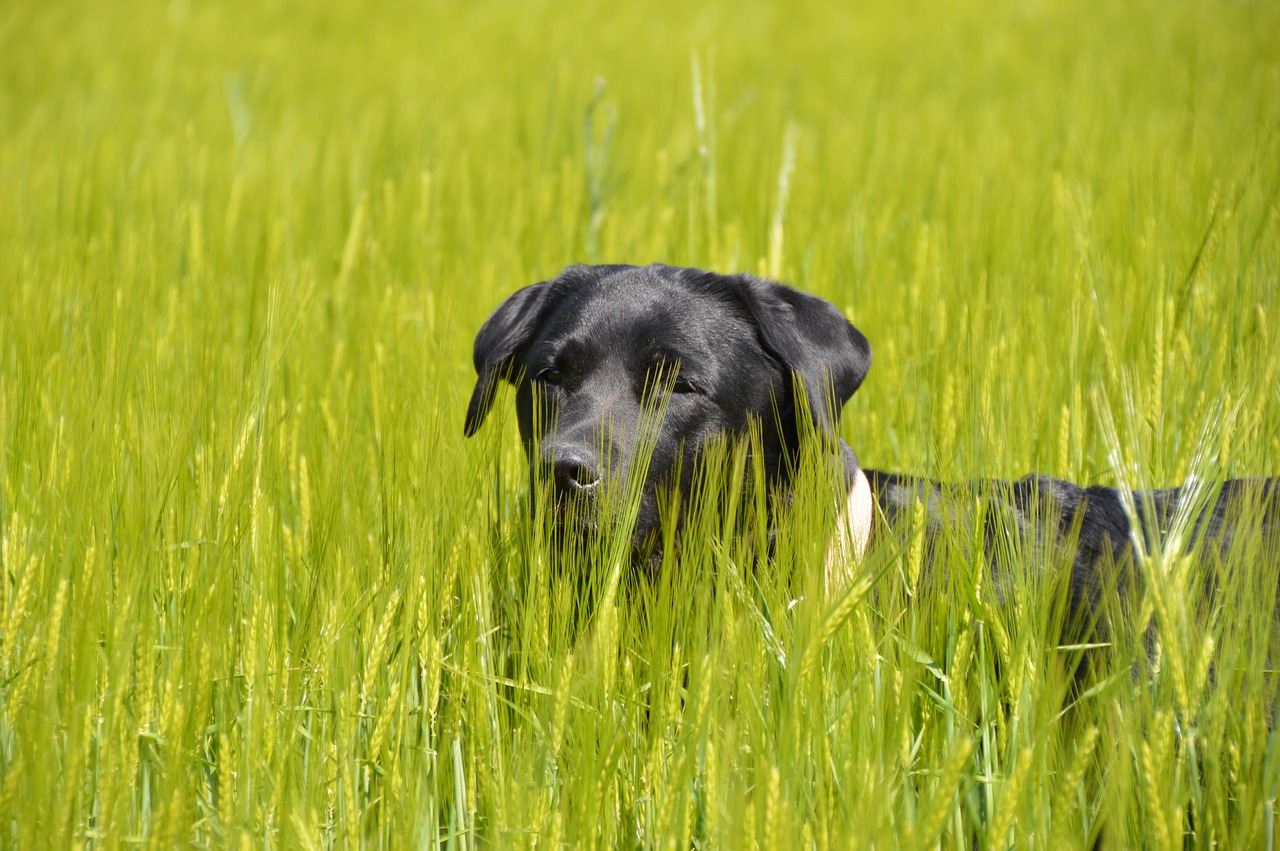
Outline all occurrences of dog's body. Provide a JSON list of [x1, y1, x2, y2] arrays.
[[465, 263, 1278, 612]]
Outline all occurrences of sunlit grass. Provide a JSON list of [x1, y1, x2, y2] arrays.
[[1, 0, 1279, 846]]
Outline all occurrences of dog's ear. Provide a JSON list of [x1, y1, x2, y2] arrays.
[[739, 278, 872, 443], [463, 280, 554, 437]]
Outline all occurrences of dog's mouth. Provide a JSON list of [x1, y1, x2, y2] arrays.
[[547, 497, 599, 537], [537, 483, 665, 568]]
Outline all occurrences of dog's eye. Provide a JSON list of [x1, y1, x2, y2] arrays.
[[536, 367, 563, 385], [672, 376, 696, 394]]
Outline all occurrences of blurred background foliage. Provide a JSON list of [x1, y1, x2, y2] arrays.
[[1, 0, 1278, 846]]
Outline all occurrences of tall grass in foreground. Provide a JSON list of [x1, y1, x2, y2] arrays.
[[2, 0, 1279, 846]]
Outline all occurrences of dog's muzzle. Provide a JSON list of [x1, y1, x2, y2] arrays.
[[537, 443, 605, 531], [546, 444, 602, 498]]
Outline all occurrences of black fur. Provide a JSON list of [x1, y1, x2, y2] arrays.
[[464, 263, 1278, 596], [465, 263, 871, 559]]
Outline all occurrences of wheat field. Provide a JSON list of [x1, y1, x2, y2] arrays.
[[1, 0, 1279, 847]]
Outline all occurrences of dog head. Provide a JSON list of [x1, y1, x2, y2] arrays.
[[463, 263, 872, 560]]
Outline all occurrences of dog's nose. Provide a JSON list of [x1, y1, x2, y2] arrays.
[[549, 446, 601, 495]]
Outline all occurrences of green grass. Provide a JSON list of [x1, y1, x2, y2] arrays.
[[2, 0, 1280, 846]]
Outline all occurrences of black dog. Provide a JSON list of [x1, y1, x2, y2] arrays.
[[463, 263, 870, 562], [464, 263, 1278, 606]]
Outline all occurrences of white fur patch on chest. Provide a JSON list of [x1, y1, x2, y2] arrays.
[[825, 467, 874, 595]]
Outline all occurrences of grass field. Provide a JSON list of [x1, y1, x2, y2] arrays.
[[3, 0, 1280, 846]]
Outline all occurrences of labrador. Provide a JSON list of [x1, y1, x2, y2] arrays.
[[463, 263, 1279, 610]]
